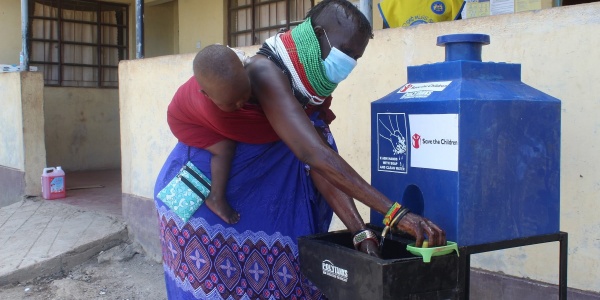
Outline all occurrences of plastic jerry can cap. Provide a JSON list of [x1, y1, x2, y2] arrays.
[[436, 34, 490, 62]]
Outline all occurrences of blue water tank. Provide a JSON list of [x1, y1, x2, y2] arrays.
[[370, 34, 561, 246]]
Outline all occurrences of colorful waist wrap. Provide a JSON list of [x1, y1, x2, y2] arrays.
[[155, 116, 336, 299]]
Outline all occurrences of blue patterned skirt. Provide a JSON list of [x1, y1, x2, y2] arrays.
[[154, 120, 335, 299]]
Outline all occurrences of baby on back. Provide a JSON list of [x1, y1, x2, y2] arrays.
[[168, 44, 252, 224]]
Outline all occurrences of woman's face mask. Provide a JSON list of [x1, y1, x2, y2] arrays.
[[322, 29, 357, 83]]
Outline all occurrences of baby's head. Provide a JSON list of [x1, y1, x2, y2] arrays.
[[193, 44, 251, 112]]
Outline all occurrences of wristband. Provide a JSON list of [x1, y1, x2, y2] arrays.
[[352, 229, 379, 249], [390, 207, 411, 228], [379, 207, 410, 251], [383, 202, 402, 226]]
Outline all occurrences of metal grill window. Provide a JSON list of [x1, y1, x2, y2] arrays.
[[228, 0, 313, 47], [28, 0, 129, 88]]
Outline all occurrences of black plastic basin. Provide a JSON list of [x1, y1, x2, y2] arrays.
[[298, 227, 459, 300]]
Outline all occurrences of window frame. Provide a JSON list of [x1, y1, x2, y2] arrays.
[[27, 0, 129, 88], [227, 0, 314, 47]]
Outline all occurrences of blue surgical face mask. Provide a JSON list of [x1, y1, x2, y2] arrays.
[[322, 29, 357, 83]]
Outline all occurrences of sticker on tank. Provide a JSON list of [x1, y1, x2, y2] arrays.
[[377, 113, 408, 174]]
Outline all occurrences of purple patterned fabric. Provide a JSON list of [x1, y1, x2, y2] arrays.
[[154, 115, 335, 299], [157, 208, 325, 299]]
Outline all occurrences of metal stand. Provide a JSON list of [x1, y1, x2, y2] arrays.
[[457, 232, 568, 299]]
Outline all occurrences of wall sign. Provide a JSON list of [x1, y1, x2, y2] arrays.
[[376, 113, 409, 174], [409, 114, 459, 172]]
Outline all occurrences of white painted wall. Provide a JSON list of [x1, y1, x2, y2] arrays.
[[0, 72, 46, 195], [0, 0, 129, 172], [177, 0, 226, 54], [334, 4, 600, 292], [0, 1, 21, 65], [0, 73, 26, 170], [145, 1, 177, 58], [120, 3, 600, 293], [44, 87, 121, 171]]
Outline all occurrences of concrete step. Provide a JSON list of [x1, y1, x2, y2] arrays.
[[0, 198, 128, 286]]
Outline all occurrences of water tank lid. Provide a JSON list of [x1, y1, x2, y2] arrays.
[[437, 34, 490, 46]]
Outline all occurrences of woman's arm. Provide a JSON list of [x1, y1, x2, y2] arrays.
[[247, 58, 382, 206], [247, 56, 445, 247]]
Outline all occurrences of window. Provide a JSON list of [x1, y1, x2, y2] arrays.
[[228, 0, 314, 47], [28, 0, 129, 88]]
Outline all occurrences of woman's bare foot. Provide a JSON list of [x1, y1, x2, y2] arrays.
[[205, 195, 240, 224]]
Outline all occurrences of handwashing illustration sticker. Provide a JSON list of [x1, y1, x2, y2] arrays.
[[377, 113, 408, 174]]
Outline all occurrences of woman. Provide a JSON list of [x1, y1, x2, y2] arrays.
[[155, 1, 445, 299]]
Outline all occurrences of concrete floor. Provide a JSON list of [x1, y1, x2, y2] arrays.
[[0, 169, 127, 285], [50, 169, 122, 218]]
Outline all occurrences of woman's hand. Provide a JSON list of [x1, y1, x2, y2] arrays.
[[357, 238, 381, 257], [395, 213, 446, 247]]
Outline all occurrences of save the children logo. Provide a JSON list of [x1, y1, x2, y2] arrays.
[[412, 133, 421, 149], [397, 81, 452, 99], [377, 113, 408, 174], [399, 83, 413, 93], [408, 114, 459, 172], [322, 260, 348, 282]]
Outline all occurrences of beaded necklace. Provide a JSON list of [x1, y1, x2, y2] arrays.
[[260, 18, 337, 105], [290, 18, 337, 97]]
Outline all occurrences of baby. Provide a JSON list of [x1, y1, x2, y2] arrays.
[[173, 44, 251, 224]]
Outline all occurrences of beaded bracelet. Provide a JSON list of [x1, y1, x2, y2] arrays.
[[390, 207, 411, 228], [352, 229, 379, 250], [383, 202, 402, 227], [379, 207, 411, 250]]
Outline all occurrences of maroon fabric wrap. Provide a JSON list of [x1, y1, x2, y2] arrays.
[[167, 76, 336, 148]]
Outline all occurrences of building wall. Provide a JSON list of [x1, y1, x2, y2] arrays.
[[0, 72, 26, 207], [120, 3, 600, 293], [0, 73, 26, 170], [331, 3, 600, 293], [173, 0, 180, 54], [0, 0, 130, 173], [20, 72, 46, 196], [0, 0, 22, 65], [145, 1, 177, 58], [0, 0, 381, 62], [44, 87, 120, 171], [177, 0, 226, 54], [0, 0, 375, 181], [0, 72, 46, 206]]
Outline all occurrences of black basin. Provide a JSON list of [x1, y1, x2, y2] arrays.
[[298, 226, 459, 300]]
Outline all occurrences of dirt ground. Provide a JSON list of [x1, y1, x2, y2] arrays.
[[0, 243, 167, 300]]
